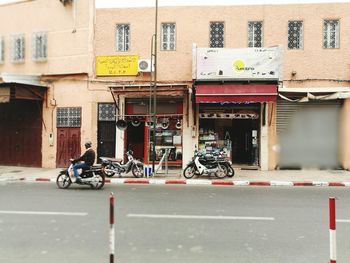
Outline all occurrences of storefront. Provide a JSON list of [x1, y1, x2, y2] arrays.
[[276, 88, 346, 169], [195, 83, 277, 167], [110, 84, 188, 167]]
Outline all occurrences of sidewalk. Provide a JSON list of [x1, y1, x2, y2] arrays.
[[1, 165, 350, 187]]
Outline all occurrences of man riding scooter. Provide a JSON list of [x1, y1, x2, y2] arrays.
[[70, 141, 96, 182]]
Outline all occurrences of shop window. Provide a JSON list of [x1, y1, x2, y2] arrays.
[[288, 21, 303, 49], [248, 21, 263, 48], [56, 107, 81, 127], [149, 117, 183, 162], [323, 19, 339, 49], [98, 103, 116, 121], [209, 22, 224, 48], [116, 24, 130, 51]]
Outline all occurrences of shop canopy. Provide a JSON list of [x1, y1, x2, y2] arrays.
[[0, 73, 47, 103], [195, 84, 277, 103]]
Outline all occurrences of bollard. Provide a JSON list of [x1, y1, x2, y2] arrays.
[[329, 197, 336, 263], [110, 193, 115, 263]]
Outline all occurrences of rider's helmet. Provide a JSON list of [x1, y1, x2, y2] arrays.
[[84, 141, 92, 149]]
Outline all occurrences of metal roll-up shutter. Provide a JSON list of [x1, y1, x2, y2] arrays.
[[277, 98, 342, 168]]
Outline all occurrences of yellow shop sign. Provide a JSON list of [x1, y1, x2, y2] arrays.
[[96, 55, 139, 76]]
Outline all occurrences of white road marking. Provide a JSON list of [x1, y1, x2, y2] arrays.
[[337, 219, 350, 223], [0, 210, 88, 216], [127, 214, 274, 221]]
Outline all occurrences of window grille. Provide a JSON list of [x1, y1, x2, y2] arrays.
[[248, 21, 263, 48], [210, 22, 224, 48], [57, 107, 81, 127], [98, 103, 116, 121], [0, 37, 4, 63], [323, 20, 339, 49], [32, 32, 47, 61], [116, 24, 130, 51], [11, 34, 25, 62], [288, 21, 303, 49], [161, 23, 176, 51]]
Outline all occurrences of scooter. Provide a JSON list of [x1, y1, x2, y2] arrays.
[[99, 150, 144, 178], [183, 150, 228, 179], [212, 150, 235, 177], [56, 160, 105, 190]]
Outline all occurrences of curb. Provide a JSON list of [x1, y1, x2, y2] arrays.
[[1, 177, 350, 187]]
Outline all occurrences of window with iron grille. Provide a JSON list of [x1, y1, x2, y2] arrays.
[[56, 107, 81, 127], [32, 31, 47, 61], [288, 21, 303, 49], [98, 103, 116, 121], [116, 24, 130, 51], [11, 34, 25, 63], [161, 23, 176, 51], [323, 20, 339, 49], [248, 21, 263, 48], [210, 22, 224, 48], [0, 37, 4, 63]]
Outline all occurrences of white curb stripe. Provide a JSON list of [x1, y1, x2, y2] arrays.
[[110, 178, 126, 184], [313, 181, 329, 187], [343, 182, 350, 187], [270, 181, 294, 186], [149, 179, 166, 185], [233, 181, 250, 186], [186, 179, 212, 185]]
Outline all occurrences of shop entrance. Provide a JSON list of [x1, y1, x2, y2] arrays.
[[198, 103, 260, 167], [231, 119, 259, 165]]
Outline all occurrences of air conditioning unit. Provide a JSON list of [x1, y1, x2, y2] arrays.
[[138, 59, 154, 73], [60, 0, 73, 5]]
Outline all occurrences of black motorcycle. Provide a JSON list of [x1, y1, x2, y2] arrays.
[[56, 160, 105, 190], [99, 150, 144, 178], [183, 150, 228, 179], [212, 150, 235, 177]]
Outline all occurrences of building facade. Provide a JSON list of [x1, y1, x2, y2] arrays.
[[1, 1, 350, 171]]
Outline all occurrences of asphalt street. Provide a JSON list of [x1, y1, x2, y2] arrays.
[[0, 182, 350, 263]]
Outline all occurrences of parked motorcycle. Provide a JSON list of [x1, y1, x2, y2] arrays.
[[56, 160, 105, 190], [212, 150, 235, 177], [99, 150, 144, 178], [183, 150, 228, 179]]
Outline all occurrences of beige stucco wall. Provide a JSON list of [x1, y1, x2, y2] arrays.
[[96, 3, 350, 83], [0, 0, 95, 75]]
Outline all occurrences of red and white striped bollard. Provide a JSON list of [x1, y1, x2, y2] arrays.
[[110, 193, 115, 263], [329, 197, 336, 263]]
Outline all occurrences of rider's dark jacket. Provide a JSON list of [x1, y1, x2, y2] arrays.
[[74, 148, 96, 166]]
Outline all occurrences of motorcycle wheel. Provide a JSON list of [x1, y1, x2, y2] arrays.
[[183, 164, 196, 179], [226, 165, 235, 177], [90, 172, 105, 190], [215, 164, 228, 179], [132, 163, 144, 178], [56, 172, 71, 189], [102, 164, 115, 177]]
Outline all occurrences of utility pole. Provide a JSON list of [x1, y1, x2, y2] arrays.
[[149, 0, 158, 175]]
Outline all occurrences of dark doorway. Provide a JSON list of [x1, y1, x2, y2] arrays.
[[97, 121, 116, 158], [0, 100, 42, 167], [231, 119, 259, 165], [126, 123, 145, 162], [56, 128, 81, 167]]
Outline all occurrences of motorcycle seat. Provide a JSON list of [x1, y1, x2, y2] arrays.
[[100, 157, 123, 162]]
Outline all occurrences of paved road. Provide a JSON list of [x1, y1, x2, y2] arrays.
[[1, 182, 350, 263]]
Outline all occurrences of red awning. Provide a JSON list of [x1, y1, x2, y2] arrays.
[[195, 84, 277, 103]]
